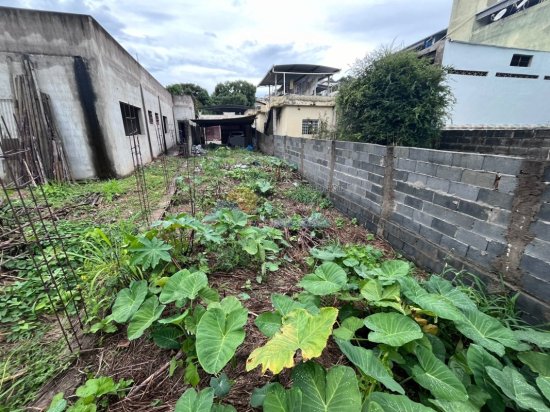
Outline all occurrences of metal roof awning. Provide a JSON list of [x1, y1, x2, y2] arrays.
[[201, 104, 251, 114], [192, 114, 256, 127], [258, 64, 340, 87]]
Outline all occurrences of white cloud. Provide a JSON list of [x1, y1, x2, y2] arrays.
[[0, 0, 453, 91]]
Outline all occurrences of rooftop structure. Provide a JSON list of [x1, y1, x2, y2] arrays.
[[258, 64, 340, 97]]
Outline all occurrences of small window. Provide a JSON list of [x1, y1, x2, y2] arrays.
[[119, 102, 142, 135], [162, 116, 168, 134], [148, 110, 153, 124], [302, 119, 319, 135], [155, 113, 160, 125], [510, 54, 533, 67]]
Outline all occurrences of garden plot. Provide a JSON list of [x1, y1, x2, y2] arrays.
[[2, 148, 549, 412]]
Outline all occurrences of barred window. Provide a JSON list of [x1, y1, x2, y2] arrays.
[[302, 119, 319, 135], [510, 54, 532, 67], [119, 102, 142, 136]]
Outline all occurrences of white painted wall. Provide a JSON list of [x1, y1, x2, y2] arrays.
[[443, 40, 550, 127]]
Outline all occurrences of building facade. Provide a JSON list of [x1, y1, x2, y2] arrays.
[[256, 64, 340, 139], [0, 7, 194, 180]]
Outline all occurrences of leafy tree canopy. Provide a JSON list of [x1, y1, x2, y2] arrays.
[[336, 47, 453, 147], [211, 80, 256, 107], [166, 83, 210, 107]]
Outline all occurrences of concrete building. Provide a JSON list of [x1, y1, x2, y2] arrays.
[[444, 40, 550, 127], [256, 64, 340, 139], [405, 0, 550, 128], [0, 7, 194, 180], [448, 0, 550, 51]]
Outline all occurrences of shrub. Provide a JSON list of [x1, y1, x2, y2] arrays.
[[337, 46, 453, 147]]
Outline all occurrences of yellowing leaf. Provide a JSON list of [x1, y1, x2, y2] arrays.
[[246, 307, 338, 374]]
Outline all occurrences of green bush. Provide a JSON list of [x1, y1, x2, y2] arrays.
[[337, 47, 453, 147]]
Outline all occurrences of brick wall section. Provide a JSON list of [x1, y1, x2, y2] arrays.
[[258, 135, 550, 323], [440, 129, 550, 159]]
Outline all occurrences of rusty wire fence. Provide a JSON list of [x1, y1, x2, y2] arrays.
[[0, 148, 87, 352]]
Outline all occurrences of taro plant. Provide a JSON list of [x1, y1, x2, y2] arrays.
[[46, 376, 132, 412], [97, 270, 248, 379], [247, 256, 550, 412]]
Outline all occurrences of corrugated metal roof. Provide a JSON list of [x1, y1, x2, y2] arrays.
[[258, 64, 340, 87]]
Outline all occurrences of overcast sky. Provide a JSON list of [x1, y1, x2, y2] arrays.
[[1, 0, 453, 92]]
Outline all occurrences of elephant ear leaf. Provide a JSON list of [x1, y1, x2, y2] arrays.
[[518, 352, 550, 376], [412, 346, 468, 402], [486, 366, 549, 412], [514, 329, 550, 349], [454, 309, 524, 356], [263, 383, 303, 412], [196, 297, 248, 374], [174, 388, 214, 412], [127, 296, 165, 340], [333, 317, 364, 341], [336, 339, 404, 394], [466, 344, 505, 412], [255, 312, 283, 338], [111, 280, 148, 323], [246, 307, 338, 374], [365, 393, 435, 412], [367, 260, 410, 284], [537, 377, 550, 403], [292, 362, 361, 411], [159, 269, 208, 305], [363, 312, 423, 347], [299, 262, 348, 296]]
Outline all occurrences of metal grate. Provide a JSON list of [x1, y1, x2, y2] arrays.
[[495, 72, 539, 79], [448, 69, 489, 77]]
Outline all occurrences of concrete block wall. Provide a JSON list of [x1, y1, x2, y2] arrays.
[[258, 135, 550, 323], [440, 129, 550, 160]]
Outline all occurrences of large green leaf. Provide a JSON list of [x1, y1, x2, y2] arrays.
[[487, 366, 550, 412], [299, 262, 348, 296], [454, 308, 523, 356], [537, 377, 550, 403], [196, 297, 248, 374], [336, 339, 404, 394], [518, 352, 550, 376], [250, 383, 277, 408], [246, 307, 338, 374], [159, 269, 208, 305], [255, 312, 282, 338], [263, 383, 303, 412], [292, 362, 362, 411], [111, 280, 148, 323], [127, 296, 165, 340], [423, 276, 477, 311], [428, 399, 479, 412], [361, 280, 403, 312], [364, 393, 435, 412], [129, 236, 172, 270], [515, 329, 550, 349], [366, 260, 410, 284], [400, 278, 463, 321], [466, 344, 504, 412], [310, 245, 346, 261], [333, 317, 364, 340], [412, 346, 468, 402], [272, 294, 307, 316], [363, 312, 422, 347], [174, 388, 214, 412]]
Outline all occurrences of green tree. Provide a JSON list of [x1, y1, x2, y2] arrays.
[[336, 47, 453, 147], [211, 80, 256, 107], [166, 83, 210, 107]]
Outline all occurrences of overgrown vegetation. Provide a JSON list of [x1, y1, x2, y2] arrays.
[[337, 47, 454, 147], [2, 149, 549, 412]]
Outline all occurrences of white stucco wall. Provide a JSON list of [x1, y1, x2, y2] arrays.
[[443, 40, 550, 127]]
